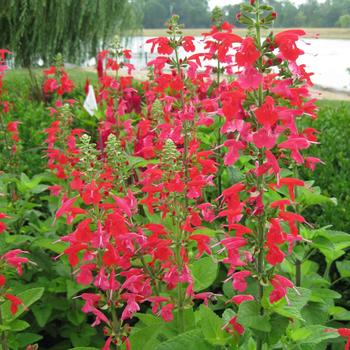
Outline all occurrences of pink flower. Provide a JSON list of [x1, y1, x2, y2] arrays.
[[231, 294, 254, 304], [232, 270, 251, 292], [159, 303, 174, 322]]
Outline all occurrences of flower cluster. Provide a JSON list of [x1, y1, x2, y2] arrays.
[[40, 2, 349, 350], [0, 214, 30, 315]]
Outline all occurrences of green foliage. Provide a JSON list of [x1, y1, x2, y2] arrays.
[[190, 257, 218, 292], [302, 101, 350, 232], [1, 68, 350, 349], [1, 288, 44, 322], [2, 68, 98, 175], [0, 0, 142, 66], [337, 14, 350, 28], [237, 301, 271, 332]]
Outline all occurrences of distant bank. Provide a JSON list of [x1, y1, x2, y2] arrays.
[[138, 28, 350, 40]]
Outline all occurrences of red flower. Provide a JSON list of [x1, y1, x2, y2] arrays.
[[0, 212, 8, 234], [182, 36, 196, 52], [123, 49, 132, 59], [2, 249, 29, 275], [225, 316, 245, 336], [4, 294, 23, 315], [278, 177, 304, 201], [0, 274, 6, 287], [232, 270, 251, 292], [230, 294, 254, 304], [224, 139, 245, 166], [275, 29, 305, 61], [237, 66, 263, 90], [159, 303, 174, 322], [146, 37, 174, 55], [253, 128, 277, 149], [269, 274, 294, 303], [337, 328, 350, 350], [266, 244, 285, 265], [189, 234, 211, 258], [255, 96, 278, 127], [236, 37, 260, 66]]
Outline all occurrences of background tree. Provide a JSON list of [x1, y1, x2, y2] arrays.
[[143, 0, 350, 29], [337, 14, 350, 28], [0, 0, 143, 67], [143, 0, 210, 28]]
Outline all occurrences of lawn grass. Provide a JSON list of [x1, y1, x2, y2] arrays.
[[4, 68, 98, 89], [138, 27, 350, 39]]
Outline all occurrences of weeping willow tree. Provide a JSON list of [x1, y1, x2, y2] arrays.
[[0, 0, 143, 67]]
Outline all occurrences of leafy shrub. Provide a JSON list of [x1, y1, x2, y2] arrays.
[[303, 101, 350, 232]]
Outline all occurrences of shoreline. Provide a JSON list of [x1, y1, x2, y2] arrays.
[[136, 28, 350, 40], [311, 85, 350, 101]]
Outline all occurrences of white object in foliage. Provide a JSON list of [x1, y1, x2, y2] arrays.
[[83, 85, 98, 116]]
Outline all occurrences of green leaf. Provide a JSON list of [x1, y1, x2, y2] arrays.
[[237, 301, 271, 332], [290, 325, 338, 344], [69, 324, 97, 347], [329, 306, 350, 321], [14, 332, 43, 347], [198, 305, 231, 346], [227, 166, 244, 184], [33, 238, 66, 254], [301, 302, 329, 325], [67, 307, 86, 326], [135, 313, 163, 326], [191, 227, 218, 237], [32, 302, 52, 327], [5, 235, 34, 244], [298, 186, 336, 208], [336, 260, 350, 278], [267, 314, 289, 345], [190, 257, 218, 292], [66, 280, 89, 299], [69, 348, 99, 350], [31, 184, 49, 194], [6, 319, 30, 332], [312, 236, 340, 264], [319, 230, 350, 244], [128, 156, 158, 168], [128, 323, 165, 350], [222, 308, 236, 323], [154, 329, 215, 350], [272, 288, 311, 321], [1, 287, 44, 322], [309, 288, 341, 304]]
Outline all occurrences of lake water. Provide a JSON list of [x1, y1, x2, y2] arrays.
[[120, 36, 350, 92]]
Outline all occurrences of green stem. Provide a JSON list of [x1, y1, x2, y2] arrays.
[[174, 44, 190, 209], [324, 263, 331, 281], [177, 281, 185, 333], [215, 58, 224, 196], [295, 260, 301, 287], [292, 165, 302, 287], [175, 240, 185, 334], [254, 2, 265, 350], [111, 300, 121, 350], [0, 308, 8, 350], [140, 255, 161, 295], [173, 44, 186, 333], [217, 129, 223, 195]]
